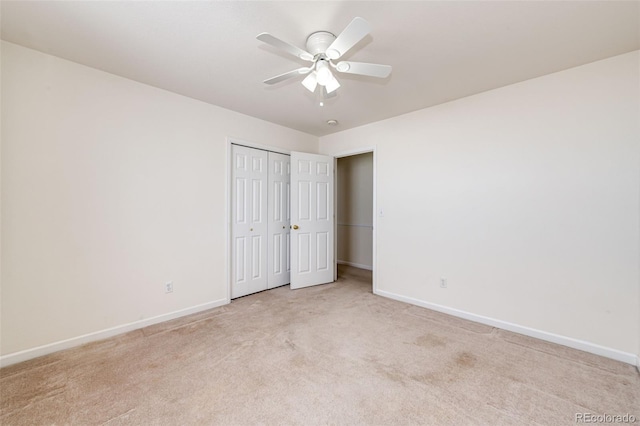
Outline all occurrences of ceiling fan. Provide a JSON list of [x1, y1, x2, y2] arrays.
[[257, 17, 392, 97]]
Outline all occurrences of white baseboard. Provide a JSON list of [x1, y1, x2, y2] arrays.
[[337, 260, 372, 271], [0, 298, 229, 368], [375, 289, 637, 366]]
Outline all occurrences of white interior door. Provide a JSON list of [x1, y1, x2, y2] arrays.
[[290, 152, 335, 289], [231, 145, 268, 298], [267, 152, 291, 289]]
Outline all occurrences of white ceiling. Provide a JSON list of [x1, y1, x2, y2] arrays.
[[2, 1, 638, 137]]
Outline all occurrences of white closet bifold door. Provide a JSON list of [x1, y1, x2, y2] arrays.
[[267, 152, 291, 289], [231, 145, 268, 298]]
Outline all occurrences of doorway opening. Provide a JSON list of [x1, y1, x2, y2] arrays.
[[336, 151, 374, 289]]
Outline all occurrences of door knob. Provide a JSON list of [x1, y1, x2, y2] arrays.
[[292, 225, 299, 230], [250, 228, 253, 231]]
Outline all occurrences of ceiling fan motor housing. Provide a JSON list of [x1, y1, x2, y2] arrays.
[[305, 31, 336, 56]]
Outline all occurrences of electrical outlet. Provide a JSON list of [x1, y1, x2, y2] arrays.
[[440, 278, 447, 288], [165, 281, 174, 293]]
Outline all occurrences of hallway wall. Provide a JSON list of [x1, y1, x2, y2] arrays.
[[336, 153, 374, 270]]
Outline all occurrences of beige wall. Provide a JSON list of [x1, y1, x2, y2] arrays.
[[0, 42, 317, 359], [320, 51, 640, 361], [337, 153, 373, 269]]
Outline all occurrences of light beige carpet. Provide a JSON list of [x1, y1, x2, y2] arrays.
[[1, 266, 638, 425]]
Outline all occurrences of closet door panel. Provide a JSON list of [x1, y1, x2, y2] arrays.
[[268, 152, 291, 289], [231, 145, 268, 298]]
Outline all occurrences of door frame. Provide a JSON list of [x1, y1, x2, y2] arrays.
[[226, 137, 292, 302], [333, 146, 377, 295]]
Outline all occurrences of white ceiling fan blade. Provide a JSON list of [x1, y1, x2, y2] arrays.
[[257, 33, 314, 61], [301, 72, 318, 93], [335, 61, 392, 78], [263, 67, 312, 85], [325, 17, 371, 60]]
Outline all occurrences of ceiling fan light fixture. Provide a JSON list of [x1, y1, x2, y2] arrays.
[[315, 61, 332, 86], [324, 74, 340, 94], [301, 72, 318, 92]]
